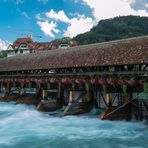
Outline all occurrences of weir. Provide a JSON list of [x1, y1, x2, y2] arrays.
[[0, 36, 148, 121]]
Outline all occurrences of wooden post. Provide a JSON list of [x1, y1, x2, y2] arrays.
[[124, 93, 131, 103], [20, 88, 25, 97], [69, 91, 73, 103], [98, 92, 101, 108], [42, 90, 45, 99], [58, 83, 61, 98], [71, 83, 75, 100], [106, 93, 112, 107], [94, 85, 99, 108], [5, 82, 11, 96], [85, 82, 90, 102], [42, 90, 48, 99], [0, 83, 3, 93], [123, 93, 132, 120], [36, 82, 41, 97], [103, 84, 108, 108]]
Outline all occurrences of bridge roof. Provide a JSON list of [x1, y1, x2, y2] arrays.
[[0, 36, 148, 72]]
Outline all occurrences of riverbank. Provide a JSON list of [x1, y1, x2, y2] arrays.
[[0, 102, 147, 148]]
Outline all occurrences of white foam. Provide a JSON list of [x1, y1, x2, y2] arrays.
[[0, 102, 147, 148]]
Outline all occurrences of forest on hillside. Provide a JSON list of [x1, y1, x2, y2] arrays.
[[74, 15, 148, 45]]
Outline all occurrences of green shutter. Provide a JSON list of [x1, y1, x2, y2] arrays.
[[21, 82, 24, 88], [28, 82, 32, 88], [144, 82, 148, 93], [47, 83, 51, 89], [13, 82, 16, 88], [72, 83, 75, 91], [123, 84, 128, 95], [103, 84, 107, 93], [85, 82, 90, 92]]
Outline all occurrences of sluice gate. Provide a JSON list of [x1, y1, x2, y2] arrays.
[[0, 36, 148, 120]]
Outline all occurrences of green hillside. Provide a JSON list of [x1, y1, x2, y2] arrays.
[[74, 15, 148, 45]]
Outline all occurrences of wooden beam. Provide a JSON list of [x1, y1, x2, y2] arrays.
[[0, 70, 147, 78]]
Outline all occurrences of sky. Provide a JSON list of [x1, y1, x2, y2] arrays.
[[0, 0, 148, 50]]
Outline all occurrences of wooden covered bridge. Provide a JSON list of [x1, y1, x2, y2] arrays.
[[0, 36, 148, 120]]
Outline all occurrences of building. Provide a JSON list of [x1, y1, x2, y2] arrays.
[[7, 38, 33, 57], [6, 37, 78, 57]]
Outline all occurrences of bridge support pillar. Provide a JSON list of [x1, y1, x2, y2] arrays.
[[124, 93, 132, 103], [36, 83, 42, 98], [69, 91, 73, 102], [5, 82, 11, 96], [42, 90, 48, 99], [19, 88, 25, 97], [106, 93, 112, 108]]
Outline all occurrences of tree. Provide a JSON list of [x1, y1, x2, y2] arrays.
[[74, 15, 148, 45]]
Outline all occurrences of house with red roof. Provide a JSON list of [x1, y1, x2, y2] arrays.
[[6, 37, 78, 57]]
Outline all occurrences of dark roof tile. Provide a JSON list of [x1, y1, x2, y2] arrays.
[[0, 36, 148, 72]]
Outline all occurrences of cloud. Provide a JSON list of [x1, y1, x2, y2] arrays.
[[145, 3, 148, 8], [125, 0, 138, 4], [72, 0, 80, 3], [69, 12, 82, 17], [82, 0, 148, 21], [37, 0, 148, 38], [35, 13, 44, 21], [38, 10, 94, 37], [45, 9, 70, 23], [17, 8, 30, 19], [21, 11, 30, 19], [0, 39, 10, 50], [15, 0, 24, 5], [37, 21, 60, 38], [38, 0, 48, 4], [64, 15, 94, 37], [63, 0, 85, 5]]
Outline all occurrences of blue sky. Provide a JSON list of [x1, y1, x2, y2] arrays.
[[0, 0, 148, 49]]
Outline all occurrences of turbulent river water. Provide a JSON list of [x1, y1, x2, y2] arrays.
[[0, 102, 147, 148]]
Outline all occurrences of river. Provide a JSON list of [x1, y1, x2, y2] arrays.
[[0, 102, 147, 148]]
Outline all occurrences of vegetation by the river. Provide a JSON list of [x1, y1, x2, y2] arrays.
[[0, 51, 7, 59]]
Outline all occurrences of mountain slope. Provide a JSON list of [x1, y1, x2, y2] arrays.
[[74, 15, 148, 45]]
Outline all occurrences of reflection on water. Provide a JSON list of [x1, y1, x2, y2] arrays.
[[0, 102, 147, 148]]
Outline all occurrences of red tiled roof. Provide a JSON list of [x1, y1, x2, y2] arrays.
[[11, 38, 75, 51], [0, 36, 148, 72], [28, 42, 52, 51], [14, 37, 32, 43], [12, 37, 33, 49]]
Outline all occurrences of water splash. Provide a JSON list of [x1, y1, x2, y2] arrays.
[[0, 102, 147, 148]]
